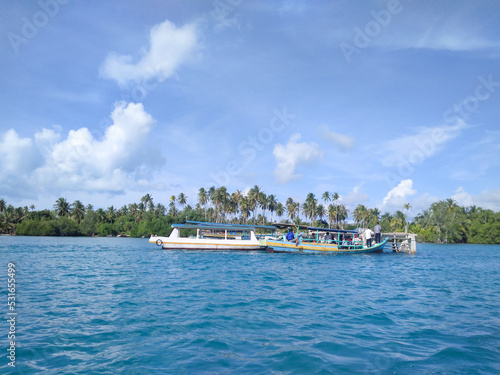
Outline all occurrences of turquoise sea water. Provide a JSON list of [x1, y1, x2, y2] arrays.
[[1, 237, 499, 374]]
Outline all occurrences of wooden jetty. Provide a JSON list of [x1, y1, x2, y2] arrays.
[[381, 232, 417, 253]]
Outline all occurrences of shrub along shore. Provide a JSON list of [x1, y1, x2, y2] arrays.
[[1, 187, 499, 244]]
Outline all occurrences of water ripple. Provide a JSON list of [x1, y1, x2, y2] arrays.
[[1, 238, 499, 374]]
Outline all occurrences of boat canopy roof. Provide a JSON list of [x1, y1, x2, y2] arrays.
[[307, 226, 358, 234], [272, 223, 309, 230], [178, 221, 275, 230], [272, 223, 358, 234]]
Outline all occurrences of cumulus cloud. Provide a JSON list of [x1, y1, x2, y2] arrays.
[[342, 183, 368, 207], [319, 125, 354, 152], [381, 179, 416, 211], [273, 133, 324, 184], [100, 20, 198, 87], [381, 120, 468, 168], [0, 102, 164, 199]]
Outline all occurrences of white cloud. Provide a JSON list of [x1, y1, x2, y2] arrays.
[[381, 179, 416, 211], [0, 102, 165, 199], [319, 125, 354, 152], [273, 133, 324, 184], [381, 120, 468, 168], [342, 183, 368, 207], [100, 20, 198, 87]]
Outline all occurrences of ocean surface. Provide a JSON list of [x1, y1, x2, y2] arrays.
[[1, 236, 499, 374]]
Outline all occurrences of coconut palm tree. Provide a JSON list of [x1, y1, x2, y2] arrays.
[[267, 194, 277, 222], [304, 193, 317, 225], [316, 204, 325, 224], [0, 199, 6, 213], [141, 194, 153, 211], [403, 202, 411, 234], [331, 192, 339, 227], [258, 192, 268, 224], [178, 193, 187, 210], [53, 197, 70, 217], [155, 203, 166, 217], [95, 208, 107, 223], [71, 200, 85, 223], [286, 199, 299, 223], [239, 196, 251, 224], [275, 202, 284, 222], [248, 185, 261, 224], [198, 188, 208, 219], [353, 204, 368, 228], [107, 206, 116, 223], [322, 191, 330, 206]]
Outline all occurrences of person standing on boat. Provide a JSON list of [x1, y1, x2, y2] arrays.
[[324, 232, 332, 243], [365, 228, 374, 247], [374, 222, 381, 243]]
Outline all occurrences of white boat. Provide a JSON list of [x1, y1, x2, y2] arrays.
[[149, 222, 275, 251]]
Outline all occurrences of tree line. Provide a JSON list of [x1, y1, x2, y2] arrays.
[[1, 186, 499, 243]]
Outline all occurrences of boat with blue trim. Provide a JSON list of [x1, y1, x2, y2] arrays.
[[261, 224, 388, 254]]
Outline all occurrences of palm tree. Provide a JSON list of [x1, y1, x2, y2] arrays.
[[155, 203, 166, 217], [353, 204, 368, 228], [95, 208, 107, 223], [169, 195, 176, 214], [141, 194, 153, 211], [178, 193, 187, 210], [304, 193, 317, 224], [248, 185, 261, 224], [322, 191, 331, 206], [403, 202, 411, 234], [316, 204, 325, 224], [168, 200, 178, 217], [275, 202, 284, 222], [0, 199, 6, 213], [369, 207, 381, 228], [267, 194, 278, 222], [198, 188, 208, 219], [71, 200, 85, 223], [331, 192, 340, 227], [286, 199, 299, 223], [53, 197, 70, 217], [258, 192, 268, 224], [231, 190, 243, 221], [107, 206, 116, 223], [239, 196, 251, 224]]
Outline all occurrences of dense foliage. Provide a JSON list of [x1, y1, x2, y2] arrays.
[[1, 188, 499, 243]]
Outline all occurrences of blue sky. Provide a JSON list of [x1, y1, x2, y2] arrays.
[[1, 0, 500, 218]]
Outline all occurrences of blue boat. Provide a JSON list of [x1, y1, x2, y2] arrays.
[[261, 224, 388, 254]]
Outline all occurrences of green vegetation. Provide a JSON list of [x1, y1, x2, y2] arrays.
[[0, 189, 499, 243]]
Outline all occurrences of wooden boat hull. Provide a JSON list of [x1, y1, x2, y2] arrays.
[[263, 238, 388, 254]]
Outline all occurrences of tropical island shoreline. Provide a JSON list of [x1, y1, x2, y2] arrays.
[[1, 187, 499, 244]]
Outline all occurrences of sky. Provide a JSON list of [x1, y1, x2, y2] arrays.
[[1, 0, 500, 219]]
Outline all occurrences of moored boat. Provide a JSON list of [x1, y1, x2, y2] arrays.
[[149, 222, 275, 251], [261, 224, 388, 254]]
